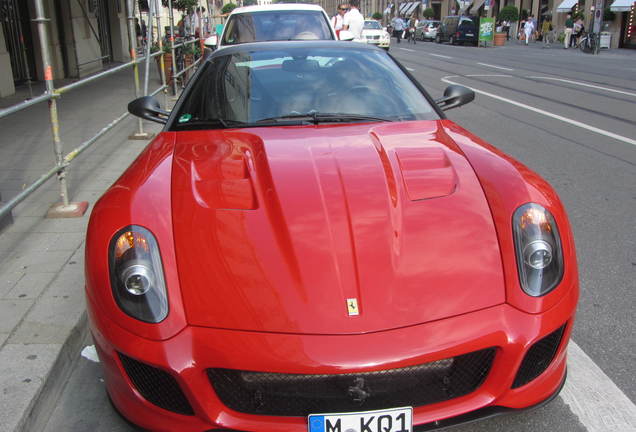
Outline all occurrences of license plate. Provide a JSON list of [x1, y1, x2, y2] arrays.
[[308, 406, 412, 432], [466, 33, 474, 37]]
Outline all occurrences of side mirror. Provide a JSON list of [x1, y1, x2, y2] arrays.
[[204, 35, 218, 49], [435, 85, 475, 111], [339, 30, 355, 41], [128, 96, 170, 124]]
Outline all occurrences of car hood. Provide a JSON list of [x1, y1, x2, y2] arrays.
[[171, 120, 505, 335]]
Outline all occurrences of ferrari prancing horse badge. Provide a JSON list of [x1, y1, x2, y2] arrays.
[[347, 298, 359, 316]]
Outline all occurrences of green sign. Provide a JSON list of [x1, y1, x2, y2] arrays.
[[479, 18, 495, 42]]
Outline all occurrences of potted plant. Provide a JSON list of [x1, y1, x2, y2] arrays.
[[496, 5, 518, 45], [422, 8, 435, 20]]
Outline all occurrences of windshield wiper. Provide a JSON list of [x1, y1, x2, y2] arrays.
[[174, 117, 311, 130], [256, 112, 392, 125]]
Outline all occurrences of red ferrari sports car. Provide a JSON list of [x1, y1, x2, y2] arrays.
[[85, 41, 578, 432]]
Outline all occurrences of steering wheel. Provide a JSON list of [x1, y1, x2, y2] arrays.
[[342, 85, 395, 114]]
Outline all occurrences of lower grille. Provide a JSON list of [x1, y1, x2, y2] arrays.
[[512, 324, 566, 389], [207, 348, 495, 416], [118, 352, 194, 415]]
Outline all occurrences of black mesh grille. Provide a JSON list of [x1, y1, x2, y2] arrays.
[[207, 348, 495, 416], [512, 324, 566, 389], [118, 352, 194, 415]]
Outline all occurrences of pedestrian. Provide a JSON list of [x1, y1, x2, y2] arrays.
[[332, 3, 348, 39], [564, 13, 573, 49], [503, 19, 511, 40], [134, 18, 142, 47], [541, 16, 552, 46], [524, 15, 535, 44], [342, 0, 364, 40], [391, 15, 405, 43], [407, 17, 416, 44]]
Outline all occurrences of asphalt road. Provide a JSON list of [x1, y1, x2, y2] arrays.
[[43, 40, 636, 432]]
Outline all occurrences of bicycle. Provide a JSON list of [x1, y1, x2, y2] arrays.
[[575, 31, 598, 53], [406, 27, 416, 44]]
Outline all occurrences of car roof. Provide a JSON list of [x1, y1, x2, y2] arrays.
[[229, 4, 327, 15]]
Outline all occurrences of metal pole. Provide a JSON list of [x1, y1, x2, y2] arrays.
[[125, 0, 152, 139], [169, 0, 178, 96], [143, 0, 155, 96], [155, 1, 168, 105], [33, 0, 71, 210]]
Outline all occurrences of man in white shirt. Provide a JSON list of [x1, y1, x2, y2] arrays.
[[342, 0, 364, 40]]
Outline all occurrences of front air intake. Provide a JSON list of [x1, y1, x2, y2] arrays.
[[512, 324, 566, 389], [118, 352, 194, 415], [207, 348, 495, 416]]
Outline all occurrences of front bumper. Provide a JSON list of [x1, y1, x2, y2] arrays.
[[365, 39, 390, 48], [88, 285, 577, 432]]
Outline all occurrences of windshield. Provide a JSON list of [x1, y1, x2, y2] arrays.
[[173, 46, 437, 129], [221, 11, 333, 44], [364, 21, 382, 30]]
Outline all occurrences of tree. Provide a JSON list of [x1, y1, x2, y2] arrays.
[[498, 5, 519, 22], [222, 2, 237, 14], [422, 7, 434, 19], [372, 12, 383, 20], [161, 0, 198, 12]]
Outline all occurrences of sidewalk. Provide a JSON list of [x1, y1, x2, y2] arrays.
[[0, 66, 167, 432]]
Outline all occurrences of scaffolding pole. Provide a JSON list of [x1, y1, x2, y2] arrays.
[[33, 0, 87, 218], [155, 1, 168, 106], [168, 0, 178, 96], [125, 0, 153, 140]]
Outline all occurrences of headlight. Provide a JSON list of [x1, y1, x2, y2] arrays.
[[109, 226, 168, 323], [512, 203, 564, 297]]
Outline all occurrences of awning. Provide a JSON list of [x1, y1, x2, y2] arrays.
[[405, 1, 420, 15], [610, 0, 634, 11], [556, 0, 578, 12], [470, 0, 486, 13], [399, 2, 412, 14]]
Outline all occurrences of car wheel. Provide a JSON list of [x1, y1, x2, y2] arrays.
[[450, 36, 455, 45]]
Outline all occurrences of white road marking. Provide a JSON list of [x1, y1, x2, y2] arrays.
[[429, 53, 453, 59], [405, 67, 415, 72], [527, 76, 636, 97], [399, 48, 416, 52], [465, 74, 513, 78], [562, 342, 636, 431], [441, 75, 636, 147], [477, 62, 514, 71]]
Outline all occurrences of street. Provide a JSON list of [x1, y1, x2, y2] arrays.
[[43, 40, 635, 431]]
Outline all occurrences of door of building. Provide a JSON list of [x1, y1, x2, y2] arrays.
[[0, 0, 36, 84]]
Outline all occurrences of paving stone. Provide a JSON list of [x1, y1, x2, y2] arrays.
[[0, 344, 60, 432], [0, 272, 24, 298], [2, 251, 72, 274], [8, 297, 84, 345], [44, 233, 85, 253], [0, 299, 33, 333], [4, 273, 57, 300]]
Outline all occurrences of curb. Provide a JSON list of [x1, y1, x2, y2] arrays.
[[17, 312, 89, 432]]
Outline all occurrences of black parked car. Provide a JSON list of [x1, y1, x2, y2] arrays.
[[435, 16, 478, 45]]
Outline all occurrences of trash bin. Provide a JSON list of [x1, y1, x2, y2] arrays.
[[600, 32, 611, 49]]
